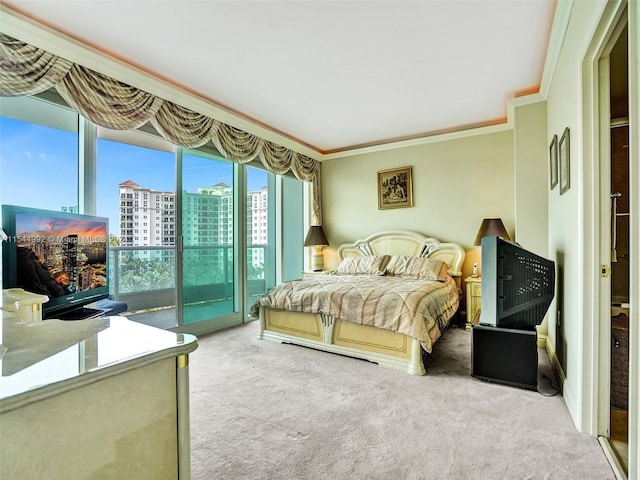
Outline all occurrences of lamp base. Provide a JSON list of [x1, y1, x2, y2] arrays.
[[310, 247, 324, 271]]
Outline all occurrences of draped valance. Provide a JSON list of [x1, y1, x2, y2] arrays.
[[0, 32, 322, 222]]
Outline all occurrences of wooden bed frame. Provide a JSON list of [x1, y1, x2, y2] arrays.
[[257, 230, 466, 375]]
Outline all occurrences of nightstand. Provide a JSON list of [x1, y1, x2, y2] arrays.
[[465, 276, 482, 330], [302, 270, 329, 278]]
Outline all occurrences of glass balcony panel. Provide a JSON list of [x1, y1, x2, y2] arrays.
[[181, 151, 235, 325], [108, 246, 177, 329]]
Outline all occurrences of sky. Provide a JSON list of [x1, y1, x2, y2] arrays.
[[15, 213, 107, 242], [0, 116, 267, 238]]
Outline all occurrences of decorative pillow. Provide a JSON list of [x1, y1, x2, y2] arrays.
[[385, 255, 449, 281], [334, 255, 390, 275]]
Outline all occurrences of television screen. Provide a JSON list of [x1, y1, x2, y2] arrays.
[[2, 205, 109, 318], [480, 236, 555, 328]]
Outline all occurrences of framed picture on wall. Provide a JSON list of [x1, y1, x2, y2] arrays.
[[549, 134, 558, 190], [559, 127, 570, 195], [378, 166, 413, 209]]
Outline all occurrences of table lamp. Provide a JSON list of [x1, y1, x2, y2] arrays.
[[474, 218, 510, 246], [304, 225, 329, 271], [472, 218, 510, 277]]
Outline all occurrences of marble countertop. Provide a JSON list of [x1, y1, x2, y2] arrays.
[[0, 310, 197, 412]]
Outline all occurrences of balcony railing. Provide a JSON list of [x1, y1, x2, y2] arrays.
[[108, 245, 268, 320]]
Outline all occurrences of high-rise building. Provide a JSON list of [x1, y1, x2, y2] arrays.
[[62, 234, 78, 288], [183, 183, 233, 246], [248, 186, 268, 244], [118, 180, 175, 247], [119, 181, 267, 252], [247, 186, 268, 268], [181, 183, 233, 273]]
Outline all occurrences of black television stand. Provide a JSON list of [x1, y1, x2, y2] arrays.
[[48, 307, 110, 321], [471, 324, 538, 390]]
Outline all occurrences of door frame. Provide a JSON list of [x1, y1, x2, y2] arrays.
[[582, 1, 638, 477]]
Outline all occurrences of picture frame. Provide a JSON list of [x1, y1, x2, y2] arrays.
[[559, 127, 570, 195], [378, 166, 413, 209], [549, 134, 558, 189]]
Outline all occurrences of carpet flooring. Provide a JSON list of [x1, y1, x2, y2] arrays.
[[188, 321, 615, 479]]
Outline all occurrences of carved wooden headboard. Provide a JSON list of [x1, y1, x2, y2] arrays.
[[337, 230, 465, 282]]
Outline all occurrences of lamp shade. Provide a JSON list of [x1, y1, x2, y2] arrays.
[[474, 218, 510, 246], [304, 225, 329, 247]]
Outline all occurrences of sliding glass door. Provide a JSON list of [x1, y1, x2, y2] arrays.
[[180, 150, 238, 329], [96, 136, 177, 329], [246, 166, 275, 315]]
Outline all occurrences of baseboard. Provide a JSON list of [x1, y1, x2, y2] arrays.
[[537, 332, 547, 348], [544, 336, 566, 393], [544, 339, 590, 429]]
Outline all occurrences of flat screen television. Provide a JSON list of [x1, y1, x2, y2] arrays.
[[2, 204, 109, 319], [480, 236, 555, 328]]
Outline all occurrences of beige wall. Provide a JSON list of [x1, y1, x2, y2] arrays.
[[545, 0, 608, 432], [513, 100, 548, 257], [512, 99, 550, 338], [320, 129, 515, 278]]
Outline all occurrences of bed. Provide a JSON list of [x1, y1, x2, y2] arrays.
[[252, 230, 465, 375]]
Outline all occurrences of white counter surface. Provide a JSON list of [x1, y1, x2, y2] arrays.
[[0, 310, 197, 413]]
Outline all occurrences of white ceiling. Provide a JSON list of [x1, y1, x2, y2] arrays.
[[2, 1, 557, 155]]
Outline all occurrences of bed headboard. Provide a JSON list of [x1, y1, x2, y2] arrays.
[[337, 230, 465, 281]]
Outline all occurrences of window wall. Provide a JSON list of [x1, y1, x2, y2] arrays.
[[0, 93, 305, 335]]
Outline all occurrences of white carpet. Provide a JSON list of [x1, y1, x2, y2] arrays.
[[188, 322, 615, 480]]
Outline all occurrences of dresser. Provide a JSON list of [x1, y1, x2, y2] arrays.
[[0, 312, 198, 480]]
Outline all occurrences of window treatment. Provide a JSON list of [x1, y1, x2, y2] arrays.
[[0, 32, 322, 223]]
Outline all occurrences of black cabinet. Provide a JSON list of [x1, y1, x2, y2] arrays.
[[471, 324, 538, 390]]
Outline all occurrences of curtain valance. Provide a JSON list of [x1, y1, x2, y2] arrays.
[[0, 32, 320, 188]]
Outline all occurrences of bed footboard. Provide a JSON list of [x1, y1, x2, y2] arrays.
[[258, 307, 426, 375]]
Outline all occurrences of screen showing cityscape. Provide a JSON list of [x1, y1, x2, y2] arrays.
[[12, 211, 108, 298]]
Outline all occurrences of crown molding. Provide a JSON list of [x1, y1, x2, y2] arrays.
[[539, 0, 574, 98], [505, 92, 547, 130], [320, 122, 513, 161]]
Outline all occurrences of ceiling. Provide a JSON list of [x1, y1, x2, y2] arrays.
[[2, 1, 557, 155]]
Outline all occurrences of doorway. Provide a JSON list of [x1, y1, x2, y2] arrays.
[[609, 90, 630, 474], [597, 13, 631, 478]]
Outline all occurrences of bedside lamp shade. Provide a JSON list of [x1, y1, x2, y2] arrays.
[[304, 225, 328, 247], [304, 225, 328, 271], [474, 218, 510, 246]]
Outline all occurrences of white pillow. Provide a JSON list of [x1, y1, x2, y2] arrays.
[[385, 255, 449, 281], [334, 255, 390, 275]]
